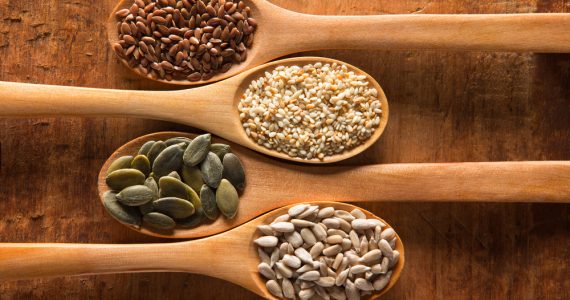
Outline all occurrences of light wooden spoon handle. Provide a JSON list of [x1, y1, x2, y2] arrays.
[[0, 81, 230, 132], [291, 161, 570, 203], [0, 243, 194, 280], [283, 13, 570, 53]]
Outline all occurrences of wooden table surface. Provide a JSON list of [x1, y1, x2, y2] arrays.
[[1, 0, 569, 299]]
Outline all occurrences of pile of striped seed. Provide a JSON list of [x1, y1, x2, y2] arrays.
[[238, 62, 383, 160], [113, 0, 256, 82], [254, 204, 400, 300], [103, 134, 245, 231]]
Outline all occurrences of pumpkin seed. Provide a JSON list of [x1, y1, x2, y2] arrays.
[[215, 179, 239, 218], [153, 197, 195, 219], [152, 143, 185, 178], [211, 143, 231, 159], [167, 171, 181, 180], [222, 153, 245, 190], [143, 212, 176, 230], [147, 141, 166, 166], [200, 184, 219, 220], [183, 133, 211, 166], [103, 191, 141, 228], [138, 140, 155, 156], [106, 169, 145, 191], [201, 152, 223, 188], [181, 165, 204, 194], [131, 154, 151, 176], [164, 137, 192, 146], [176, 208, 206, 228], [159, 176, 190, 199], [144, 176, 159, 197], [117, 185, 155, 206], [107, 155, 133, 175]]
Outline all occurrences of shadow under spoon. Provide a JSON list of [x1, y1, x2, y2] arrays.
[[107, 0, 570, 85], [98, 132, 570, 239], [0, 202, 405, 299]]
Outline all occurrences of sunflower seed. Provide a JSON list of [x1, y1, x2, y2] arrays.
[[322, 218, 340, 229], [258, 248, 271, 265], [257, 225, 275, 236], [298, 270, 320, 281], [299, 288, 315, 300], [309, 242, 324, 259], [183, 133, 211, 166], [281, 277, 295, 299], [282, 254, 301, 268], [107, 155, 133, 175], [270, 222, 294, 233], [284, 231, 303, 248], [275, 262, 294, 278], [381, 228, 396, 241], [300, 228, 317, 246], [255, 236, 278, 247], [372, 271, 392, 291], [266, 280, 283, 298], [294, 247, 313, 264], [312, 223, 327, 241], [378, 239, 394, 260], [323, 245, 342, 257], [317, 206, 335, 219], [288, 204, 308, 217], [258, 262, 276, 280], [389, 250, 400, 268]]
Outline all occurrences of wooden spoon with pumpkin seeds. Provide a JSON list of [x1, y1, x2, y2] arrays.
[[0, 56, 389, 164], [0, 202, 405, 300], [98, 132, 570, 239]]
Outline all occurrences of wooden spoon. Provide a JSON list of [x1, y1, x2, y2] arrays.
[[0, 56, 389, 164], [98, 132, 570, 239], [0, 202, 405, 299], [107, 0, 570, 85]]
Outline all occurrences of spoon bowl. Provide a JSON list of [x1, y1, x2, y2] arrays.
[[0, 56, 389, 164], [107, 0, 570, 85], [0, 202, 405, 299], [98, 131, 570, 239]]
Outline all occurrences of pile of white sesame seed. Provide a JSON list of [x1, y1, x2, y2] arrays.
[[238, 62, 382, 160]]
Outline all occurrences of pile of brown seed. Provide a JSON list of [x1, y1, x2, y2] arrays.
[[254, 204, 400, 300], [113, 0, 256, 82]]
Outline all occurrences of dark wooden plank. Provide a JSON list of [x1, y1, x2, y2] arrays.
[[0, 0, 568, 299]]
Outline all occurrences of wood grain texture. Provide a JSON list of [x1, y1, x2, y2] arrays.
[[0, 0, 569, 299]]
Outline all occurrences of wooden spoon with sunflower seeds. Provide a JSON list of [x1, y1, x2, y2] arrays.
[[0, 202, 405, 300]]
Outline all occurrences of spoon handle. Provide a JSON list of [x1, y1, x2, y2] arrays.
[[285, 13, 570, 53], [0, 81, 236, 134], [0, 242, 193, 280], [295, 161, 570, 203]]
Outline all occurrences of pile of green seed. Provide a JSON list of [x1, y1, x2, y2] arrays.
[[103, 134, 245, 231]]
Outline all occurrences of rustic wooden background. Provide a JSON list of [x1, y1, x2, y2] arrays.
[[1, 0, 569, 299]]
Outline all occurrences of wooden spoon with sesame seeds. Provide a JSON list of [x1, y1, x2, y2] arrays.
[[106, 0, 570, 85], [0, 56, 390, 164], [95, 132, 570, 239], [0, 202, 405, 300]]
